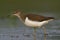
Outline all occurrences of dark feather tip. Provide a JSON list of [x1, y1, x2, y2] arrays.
[[48, 17, 55, 20]]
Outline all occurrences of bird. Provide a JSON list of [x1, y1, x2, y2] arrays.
[[12, 10, 54, 40]]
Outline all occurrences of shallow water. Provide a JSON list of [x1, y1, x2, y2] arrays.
[[0, 18, 60, 40]]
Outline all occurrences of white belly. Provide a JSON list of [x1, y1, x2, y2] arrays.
[[24, 17, 49, 28]]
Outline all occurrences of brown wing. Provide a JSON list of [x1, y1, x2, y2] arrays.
[[25, 14, 49, 22]]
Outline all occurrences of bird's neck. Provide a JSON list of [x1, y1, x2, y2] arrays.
[[17, 13, 26, 22]]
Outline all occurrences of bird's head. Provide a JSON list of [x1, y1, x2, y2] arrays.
[[12, 10, 22, 17]]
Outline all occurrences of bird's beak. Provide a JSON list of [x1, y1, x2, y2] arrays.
[[12, 14, 16, 16], [11, 14, 15, 17]]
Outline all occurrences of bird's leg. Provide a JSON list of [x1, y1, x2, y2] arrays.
[[42, 27, 47, 40], [42, 27, 47, 35], [33, 27, 36, 40]]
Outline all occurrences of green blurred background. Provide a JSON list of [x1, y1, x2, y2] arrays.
[[0, 0, 60, 18]]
